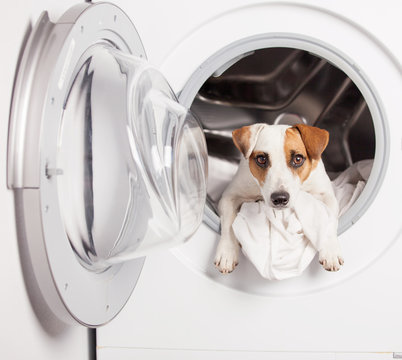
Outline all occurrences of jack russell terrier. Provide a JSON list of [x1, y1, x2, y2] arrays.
[[214, 123, 344, 274]]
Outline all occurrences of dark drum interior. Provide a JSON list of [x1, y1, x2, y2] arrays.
[[189, 47, 375, 214]]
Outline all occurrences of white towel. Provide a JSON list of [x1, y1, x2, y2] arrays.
[[232, 160, 373, 280]]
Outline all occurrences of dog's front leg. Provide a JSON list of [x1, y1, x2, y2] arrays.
[[214, 195, 244, 274], [319, 218, 344, 271], [318, 192, 344, 271]]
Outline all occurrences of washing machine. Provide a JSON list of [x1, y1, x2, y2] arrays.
[[3, 0, 402, 359]]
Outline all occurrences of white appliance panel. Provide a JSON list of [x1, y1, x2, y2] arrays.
[[97, 0, 402, 358], [3, 0, 402, 359]]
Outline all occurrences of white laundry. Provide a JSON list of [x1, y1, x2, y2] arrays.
[[331, 159, 373, 217], [232, 159, 373, 280]]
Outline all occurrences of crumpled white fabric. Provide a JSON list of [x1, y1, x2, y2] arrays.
[[232, 159, 373, 280], [331, 159, 372, 217]]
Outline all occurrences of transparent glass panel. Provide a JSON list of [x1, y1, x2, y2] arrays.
[[57, 44, 207, 272]]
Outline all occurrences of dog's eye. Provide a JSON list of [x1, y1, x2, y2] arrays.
[[255, 154, 269, 168], [291, 154, 305, 167]]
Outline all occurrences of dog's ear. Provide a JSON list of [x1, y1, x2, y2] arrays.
[[292, 123, 329, 160], [232, 124, 265, 159]]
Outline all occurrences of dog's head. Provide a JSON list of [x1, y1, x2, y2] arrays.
[[233, 123, 329, 209]]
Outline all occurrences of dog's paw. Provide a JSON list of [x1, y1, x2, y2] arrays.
[[214, 241, 239, 274], [319, 248, 344, 272]]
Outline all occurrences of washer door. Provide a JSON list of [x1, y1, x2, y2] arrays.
[[7, 2, 207, 326]]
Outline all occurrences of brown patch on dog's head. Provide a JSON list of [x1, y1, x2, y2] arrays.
[[232, 124, 266, 159], [248, 151, 270, 186], [232, 126, 252, 158], [285, 124, 328, 183], [284, 128, 312, 183], [292, 124, 329, 160]]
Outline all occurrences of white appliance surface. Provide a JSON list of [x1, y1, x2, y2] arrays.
[[2, 1, 402, 359], [96, 0, 402, 359]]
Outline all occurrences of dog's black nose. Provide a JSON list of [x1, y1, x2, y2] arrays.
[[271, 191, 290, 207]]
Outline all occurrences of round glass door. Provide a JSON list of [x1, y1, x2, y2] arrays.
[[58, 44, 208, 272], [8, 2, 208, 325]]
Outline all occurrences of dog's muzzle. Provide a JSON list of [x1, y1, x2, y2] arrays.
[[270, 191, 290, 208]]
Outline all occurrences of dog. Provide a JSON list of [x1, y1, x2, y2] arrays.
[[214, 123, 344, 274]]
